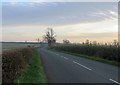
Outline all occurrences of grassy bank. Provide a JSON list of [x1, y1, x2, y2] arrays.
[[15, 50, 48, 83], [50, 44, 120, 67]]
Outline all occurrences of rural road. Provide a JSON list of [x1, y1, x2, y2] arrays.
[[38, 46, 119, 84]]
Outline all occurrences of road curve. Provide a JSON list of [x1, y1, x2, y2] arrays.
[[38, 46, 119, 84]]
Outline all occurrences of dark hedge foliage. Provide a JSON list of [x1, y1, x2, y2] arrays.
[[50, 44, 119, 62], [2, 47, 35, 83]]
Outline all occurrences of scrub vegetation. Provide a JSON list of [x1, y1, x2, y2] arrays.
[[50, 40, 119, 66], [2, 47, 47, 83]]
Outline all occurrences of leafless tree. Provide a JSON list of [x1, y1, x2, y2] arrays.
[[113, 40, 118, 46], [63, 39, 70, 44], [85, 39, 89, 45], [36, 38, 40, 43], [43, 28, 56, 46]]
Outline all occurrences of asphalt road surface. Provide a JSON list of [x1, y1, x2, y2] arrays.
[[38, 46, 119, 84]]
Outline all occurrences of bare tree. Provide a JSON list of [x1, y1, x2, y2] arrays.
[[43, 28, 56, 46], [36, 38, 40, 43], [113, 40, 118, 46], [85, 39, 89, 45], [63, 39, 70, 44]]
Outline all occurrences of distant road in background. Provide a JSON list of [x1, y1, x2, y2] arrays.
[[38, 46, 119, 84]]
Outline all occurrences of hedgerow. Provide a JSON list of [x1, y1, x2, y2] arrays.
[[2, 47, 35, 83], [50, 43, 119, 62]]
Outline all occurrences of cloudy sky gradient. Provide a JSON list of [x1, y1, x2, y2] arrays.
[[2, 1, 118, 43]]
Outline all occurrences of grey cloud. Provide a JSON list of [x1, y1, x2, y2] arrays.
[[2, 2, 117, 26]]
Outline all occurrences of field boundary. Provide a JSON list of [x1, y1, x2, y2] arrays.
[[49, 48, 120, 67]]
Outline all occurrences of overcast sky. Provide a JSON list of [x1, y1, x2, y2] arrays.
[[2, 1, 118, 43], [2, 0, 119, 2]]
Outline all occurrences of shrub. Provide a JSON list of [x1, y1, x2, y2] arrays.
[[50, 43, 119, 62], [2, 47, 35, 83]]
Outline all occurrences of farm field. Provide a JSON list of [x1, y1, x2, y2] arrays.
[[1, 42, 41, 53]]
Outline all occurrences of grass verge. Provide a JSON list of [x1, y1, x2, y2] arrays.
[[14, 50, 48, 83], [49, 48, 120, 67]]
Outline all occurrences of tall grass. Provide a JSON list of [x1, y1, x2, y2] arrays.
[[50, 42, 119, 62]]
